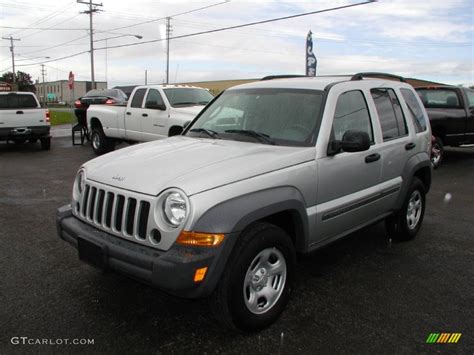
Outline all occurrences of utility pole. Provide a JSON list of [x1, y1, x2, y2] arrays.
[[145, 69, 147, 85], [40, 64, 47, 105], [2, 36, 20, 86], [165, 17, 172, 84], [77, 0, 103, 90]]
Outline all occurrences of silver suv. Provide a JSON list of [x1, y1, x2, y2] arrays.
[[56, 73, 432, 332]]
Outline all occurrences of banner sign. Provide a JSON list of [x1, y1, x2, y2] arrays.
[[306, 30, 317, 76]]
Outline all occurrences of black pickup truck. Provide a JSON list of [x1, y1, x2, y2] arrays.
[[415, 86, 474, 168]]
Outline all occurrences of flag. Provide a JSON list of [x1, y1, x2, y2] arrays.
[[306, 30, 317, 76]]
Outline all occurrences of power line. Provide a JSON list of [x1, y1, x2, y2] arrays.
[[96, 0, 230, 33], [10, 1, 375, 69], [1, 25, 87, 31]]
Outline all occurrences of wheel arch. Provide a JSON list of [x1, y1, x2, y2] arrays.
[[395, 154, 431, 210]]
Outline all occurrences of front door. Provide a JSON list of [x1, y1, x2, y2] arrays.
[[315, 89, 383, 244]]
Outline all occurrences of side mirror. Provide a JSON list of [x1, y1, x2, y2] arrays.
[[145, 101, 166, 110], [169, 126, 184, 136], [328, 130, 371, 155]]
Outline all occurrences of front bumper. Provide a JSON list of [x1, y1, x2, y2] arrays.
[[56, 205, 236, 298]]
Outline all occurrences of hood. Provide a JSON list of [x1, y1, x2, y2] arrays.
[[170, 105, 204, 117], [84, 136, 315, 196]]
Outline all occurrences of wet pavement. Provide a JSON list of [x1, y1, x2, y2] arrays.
[[0, 138, 473, 354]]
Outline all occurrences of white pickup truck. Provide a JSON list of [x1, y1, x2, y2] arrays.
[[0, 91, 51, 150], [86, 84, 214, 154]]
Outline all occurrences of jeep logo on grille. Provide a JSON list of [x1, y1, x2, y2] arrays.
[[112, 174, 126, 182]]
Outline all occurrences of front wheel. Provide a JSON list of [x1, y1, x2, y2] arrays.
[[211, 223, 295, 332], [386, 178, 426, 241], [91, 127, 114, 155]]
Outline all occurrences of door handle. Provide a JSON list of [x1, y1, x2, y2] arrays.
[[142, 113, 148, 117], [405, 142, 416, 150], [126, 112, 131, 115], [365, 153, 380, 163], [16, 110, 24, 114]]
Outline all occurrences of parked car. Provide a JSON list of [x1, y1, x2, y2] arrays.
[[86, 84, 214, 155], [0, 91, 51, 150], [74, 88, 128, 127], [415, 86, 474, 168], [57, 73, 432, 332]]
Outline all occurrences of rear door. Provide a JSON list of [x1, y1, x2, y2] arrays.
[[0, 93, 45, 128], [369, 87, 412, 213], [124, 88, 146, 141], [141, 88, 169, 141], [462, 88, 474, 141]]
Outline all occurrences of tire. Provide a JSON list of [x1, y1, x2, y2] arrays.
[[29, 138, 38, 144], [40, 137, 51, 150], [431, 136, 443, 169], [91, 127, 114, 155], [211, 222, 295, 332], [386, 177, 426, 241]]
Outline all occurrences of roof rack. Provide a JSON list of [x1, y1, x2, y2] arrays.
[[260, 74, 308, 81], [351, 72, 406, 82]]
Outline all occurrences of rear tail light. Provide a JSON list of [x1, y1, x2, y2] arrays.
[[45, 110, 50, 122], [74, 100, 82, 108], [105, 99, 116, 104]]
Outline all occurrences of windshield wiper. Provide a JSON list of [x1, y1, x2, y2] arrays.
[[189, 128, 219, 138], [224, 129, 275, 145]]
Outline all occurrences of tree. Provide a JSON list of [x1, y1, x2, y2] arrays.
[[0, 71, 36, 92]]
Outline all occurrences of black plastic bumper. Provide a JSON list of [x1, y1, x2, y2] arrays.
[[0, 125, 50, 141], [56, 205, 236, 298]]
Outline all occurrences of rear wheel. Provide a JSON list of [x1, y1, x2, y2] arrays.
[[431, 136, 443, 169], [91, 127, 114, 155], [386, 178, 426, 241], [211, 223, 295, 332], [40, 137, 51, 150]]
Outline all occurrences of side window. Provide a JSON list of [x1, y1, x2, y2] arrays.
[[465, 89, 474, 107], [400, 88, 427, 133], [333, 90, 373, 141], [130, 88, 146, 108], [371, 88, 408, 140], [145, 89, 165, 108]]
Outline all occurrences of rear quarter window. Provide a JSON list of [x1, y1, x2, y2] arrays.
[[400, 88, 427, 133], [0, 94, 38, 109]]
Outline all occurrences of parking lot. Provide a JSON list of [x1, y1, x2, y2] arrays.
[[1, 137, 473, 354]]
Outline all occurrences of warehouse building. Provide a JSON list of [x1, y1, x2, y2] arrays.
[[35, 80, 107, 104]]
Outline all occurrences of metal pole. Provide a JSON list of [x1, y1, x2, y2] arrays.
[[145, 69, 147, 85], [2, 36, 20, 85], [166, 17, 170, 84], [41, 64, 46, 105], [89, 0, 95, 89], [105, 38, 107, 86]]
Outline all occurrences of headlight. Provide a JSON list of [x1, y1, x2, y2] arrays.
[[163, 191, 187, 227], [73, 169, 85, 201]]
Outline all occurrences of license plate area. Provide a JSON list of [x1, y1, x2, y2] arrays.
[[77, 237, 106, 269]]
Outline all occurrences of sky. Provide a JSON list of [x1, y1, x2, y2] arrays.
[[1, 0, 473, 88]]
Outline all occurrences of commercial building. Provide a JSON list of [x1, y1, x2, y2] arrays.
[[35, 80, 107, 104]]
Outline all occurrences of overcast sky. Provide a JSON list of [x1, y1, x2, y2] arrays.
[[1, 0, 473, 88]]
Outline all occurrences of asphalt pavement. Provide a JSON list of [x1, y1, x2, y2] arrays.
[[0, 137, 473, 354]]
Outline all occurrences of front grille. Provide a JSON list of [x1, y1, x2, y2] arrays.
[[77, 183, 151, 241]]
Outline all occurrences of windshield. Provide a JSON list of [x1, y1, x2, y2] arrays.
[[186, 88, 323, 146], [85, 89, 123, 98], [164, 88, 214, 107]]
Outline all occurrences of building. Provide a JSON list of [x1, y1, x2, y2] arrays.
[[35, 80, 107, 104]]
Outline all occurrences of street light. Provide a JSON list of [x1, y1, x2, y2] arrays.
[[15, 55, 51, 62], [93, 33, 143, 86]]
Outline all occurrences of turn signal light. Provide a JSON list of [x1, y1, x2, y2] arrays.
[[194, 267, 208, 283], [176, 231, 225, 247]]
